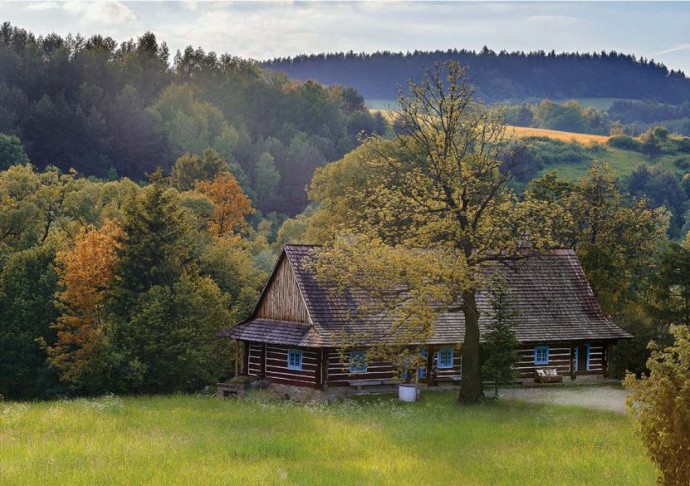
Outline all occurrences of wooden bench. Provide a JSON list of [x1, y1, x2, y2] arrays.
[[534, 368, 564, 384], [347, 379, 398, 392]]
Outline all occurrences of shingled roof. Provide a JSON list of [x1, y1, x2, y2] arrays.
[[223, 244, 631, 347]]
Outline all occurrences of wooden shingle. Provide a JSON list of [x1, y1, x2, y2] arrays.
[[223, 245, 631, 347]]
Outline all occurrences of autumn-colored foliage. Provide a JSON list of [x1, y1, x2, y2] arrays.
[[195, 172, 253, 237], [48, 221, 122, 389]]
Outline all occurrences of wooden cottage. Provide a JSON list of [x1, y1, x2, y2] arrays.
[[219, 245, 630, 399]]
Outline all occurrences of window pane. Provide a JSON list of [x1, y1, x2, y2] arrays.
[[288, 349, 302, 370], [534, 345, 549, 365], [438, 348, 454, 369], [349, 351, 367, 373]]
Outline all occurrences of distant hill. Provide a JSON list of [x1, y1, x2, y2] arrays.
[[263, 49, 690, 105]]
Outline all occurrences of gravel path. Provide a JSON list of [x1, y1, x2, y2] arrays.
[[497, 384, 629, 414]]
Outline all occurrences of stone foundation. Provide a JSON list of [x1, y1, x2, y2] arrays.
[[268, 383, 347, 402]]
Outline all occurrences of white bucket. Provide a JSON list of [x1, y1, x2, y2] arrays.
[[398, 384, 417, 402]]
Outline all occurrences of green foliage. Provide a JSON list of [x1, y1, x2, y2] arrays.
[[0, 23, 383, 218], [559, 163, 668, 315], [0, 133, 28, 169], [481, 280, 521, 398], [252, 152, 280, 210], [646, 242, 690, 330], [110, 274, 233, 393], [607, 135, 641, 151], [151, 84, 239, 161], [170, 149, 228, 191], [112, 176, 191, 301], [533, 100, 610, 135], [625, 164, 688, 238], [0, 245, 62, 399], [624, 326, 690, 486], [530, 165, 670, 376], [514, 136, 596, 182]]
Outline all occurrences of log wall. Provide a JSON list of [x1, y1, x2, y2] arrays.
[[325, 346, 462, 386], [244, 341, 611, 388], [256, 257, 310, 323], [516, 342, 608, 378], [246, 342, 319, 387]]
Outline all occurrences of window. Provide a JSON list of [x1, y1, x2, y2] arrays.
[[437, 348, 454, 369], [287, 349, 303, 371], [418, 348, 428, 379], [534, 345, 549, 365], [349, 350, 367, 373]]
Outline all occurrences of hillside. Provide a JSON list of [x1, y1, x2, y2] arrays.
[[264, 49, 690, 104], [507, 127, 687, 180], [0, 23, 386, 217]]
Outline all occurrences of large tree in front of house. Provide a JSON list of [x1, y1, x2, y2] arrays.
[[312, 62, 560, 403]]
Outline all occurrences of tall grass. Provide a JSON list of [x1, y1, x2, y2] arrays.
[[0, 392, 653, 485]]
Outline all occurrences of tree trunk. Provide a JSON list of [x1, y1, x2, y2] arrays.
[[459, 290, 483, 403]]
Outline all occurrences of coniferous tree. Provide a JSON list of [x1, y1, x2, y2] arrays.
[[106, 170, 235, 393], [481, 279, 521, 398]]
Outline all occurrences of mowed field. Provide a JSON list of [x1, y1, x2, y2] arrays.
[[507, 125, 609, 145], [0, 392, 654, 485]]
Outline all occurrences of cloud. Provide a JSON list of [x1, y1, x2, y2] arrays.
[[62, 1, 136, 25], [655, 43, 690, 56], [24, 2, 60, 11]]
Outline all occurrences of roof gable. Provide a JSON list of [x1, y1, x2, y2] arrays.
[[253, 251, 312, 324]]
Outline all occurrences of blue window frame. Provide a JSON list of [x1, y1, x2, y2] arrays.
[[534, 345, 549, 365], [418, 348, 428, 379], [437, 347, 454, 369], [585, 343, 591, 371], [349, 351, 367, 373], [287, 349, 303, 371]]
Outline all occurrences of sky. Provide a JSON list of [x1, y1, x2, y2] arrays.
[[2, 1, 690, 74]]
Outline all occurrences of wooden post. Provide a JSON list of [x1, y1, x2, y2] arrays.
[[318, 348, 328, 389], [427, 346, 437, 386], [569, 345, 576, 381], [234, 342, 239, 377], [261, 342, 267, 378], [603, 343, 612, 377], [242, 341, 249, 375]]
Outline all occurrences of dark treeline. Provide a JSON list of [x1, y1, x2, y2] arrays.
[[0, 23, 387, 217], [264, 48, 690, 104]]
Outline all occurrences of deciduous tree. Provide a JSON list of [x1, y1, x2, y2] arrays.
[[48, 221, 122, 391], [0, 245, 61, 399], [0, 133, 28, 169], [313, 62, 559, 403], [194, 171, 253, 237], [624, 325, 690, 486]]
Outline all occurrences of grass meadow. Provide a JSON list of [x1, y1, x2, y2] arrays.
[[0, 392, 654, 485]]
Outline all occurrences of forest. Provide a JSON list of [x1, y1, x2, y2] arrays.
[[0, 22, 387, 218], [265, 48, 690, 104]]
